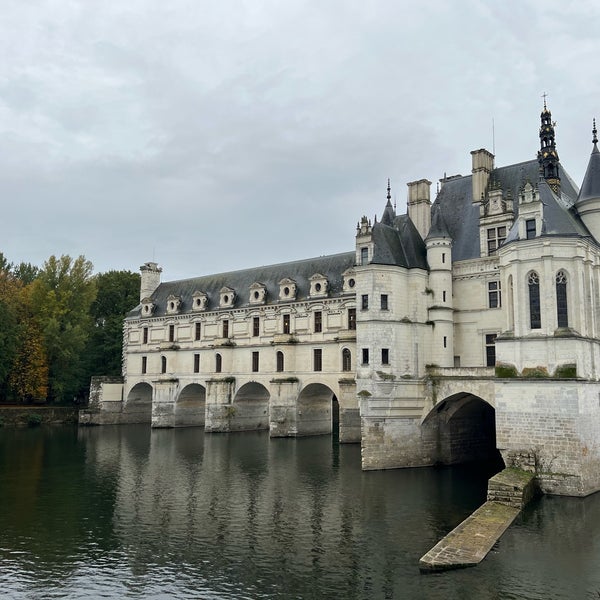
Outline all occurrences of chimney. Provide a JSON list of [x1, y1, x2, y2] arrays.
[[471, 149, 494, 204], [407, 179, 432, 240], [140, 262, 162, 302]]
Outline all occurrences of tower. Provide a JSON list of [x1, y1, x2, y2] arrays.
[[537, 98, 561, 193], [575, 119, 600, 241]]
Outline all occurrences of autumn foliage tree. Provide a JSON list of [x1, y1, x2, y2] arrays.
[[29, 255, 97, 403]]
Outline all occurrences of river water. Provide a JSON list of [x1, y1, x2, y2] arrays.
[[0, 426, 598, 599]]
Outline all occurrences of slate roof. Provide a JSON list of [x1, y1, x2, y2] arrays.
[[127, 252, 356, 318], [371, 214, 428, 269], [577, 141, 600, 205], [434, 159, 583, 261]]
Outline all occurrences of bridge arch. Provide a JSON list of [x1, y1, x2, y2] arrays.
[[175, 383, 206, 427], [124, 382, 153, 423], [422, 392, 501, 466], [231, 381, 270, 431], [297, 382, 338, 437]]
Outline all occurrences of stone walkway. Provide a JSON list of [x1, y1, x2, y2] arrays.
[[419, 501, 520, 572]]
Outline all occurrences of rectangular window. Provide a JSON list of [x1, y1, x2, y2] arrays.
[[222, 319, 229, 339], [487, 226, 507, 254], [380, 294, 388, 310], [143, 327, 148, 344], [360, 247, 368, 265], [195, 322, 201, 341], [362, 348, 369, 365], [283, 314, 291, 334], [313, 349, 322, 372], [252, 351, 259, 372], [488, 281, 502, 308], [253, 317, 260, 337], [194, 353, 200, 373], [141, 356, 147, 374], [348, 308, 356, 330], [485, 334, 497, 367], [526, 219, 536, 239], [361, 294, 369, 310], [381, 348, 389, 365], [442, 291, 447, 302], [314, 311, 322, 333], [168, 324, 175, 342], [443, 336, 447, 348]]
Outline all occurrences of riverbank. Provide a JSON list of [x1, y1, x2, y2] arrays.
[[0, 405, 79, 426]]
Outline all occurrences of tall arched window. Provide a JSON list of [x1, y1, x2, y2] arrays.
[[276, 351, 284, 372], [556, 270, 568, 328], [528, 271, 541, 329], [161, 356, 167, 373], [342, 348, 352, 372], [215, 353, 222, 373]]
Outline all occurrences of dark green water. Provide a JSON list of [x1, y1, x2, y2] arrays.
[[0, 426, 599, 599]]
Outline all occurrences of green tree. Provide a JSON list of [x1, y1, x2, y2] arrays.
[[84, 270, 140, 379], [0, 273, 20, 399], [30, 255, 97, 403], [13, 262, 39, 284]]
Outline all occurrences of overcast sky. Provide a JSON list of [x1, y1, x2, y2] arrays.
[[2, 0, 599, 281]]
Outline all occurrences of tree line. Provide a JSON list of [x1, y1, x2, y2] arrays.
[[0, 252, 140, 405]]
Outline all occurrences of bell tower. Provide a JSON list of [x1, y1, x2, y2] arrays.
[[537, 97, 561, 194]]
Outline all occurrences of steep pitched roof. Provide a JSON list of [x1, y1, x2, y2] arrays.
[[433, 159, 582, 260], [577, 140, 600, 206], [370, 215, 427, 269], [128, 252, 356, 318]]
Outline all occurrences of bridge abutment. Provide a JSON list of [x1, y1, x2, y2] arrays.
[[205, 378, 236, 432]]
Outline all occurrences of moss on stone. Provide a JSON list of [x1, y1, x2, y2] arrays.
[[495, 363, 518, 378], [554, 363, 577, 378], [521, 366, 549, 378]]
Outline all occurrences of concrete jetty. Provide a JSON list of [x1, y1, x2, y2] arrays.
[[419, 468, 537, 572]]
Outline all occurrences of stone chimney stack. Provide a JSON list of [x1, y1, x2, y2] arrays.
[[471, 149, 494, 205], [407, 179, 432, 240], [140, 262, 162, 302]]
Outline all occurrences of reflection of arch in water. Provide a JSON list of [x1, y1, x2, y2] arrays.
[[297, 383, 338, 437], [422, 392, 501, 466], [175, 383, 206, 427], [231, 382, 270, 431], [124, 382, 153, 423]]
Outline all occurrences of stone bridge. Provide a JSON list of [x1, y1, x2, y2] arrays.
[[81, 374, 361, 443]]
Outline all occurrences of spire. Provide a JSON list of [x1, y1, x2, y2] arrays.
[[537, 98, 561, 194], [577, 118, 600, 207], [381, 178, 396, 226]]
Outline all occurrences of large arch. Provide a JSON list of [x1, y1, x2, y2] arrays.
[[422, 392, 501, 466], [175, 383, 206, 428], [296, 383, 338, 437], [231, 382, 270, 431], [124, 382, 153, 423]]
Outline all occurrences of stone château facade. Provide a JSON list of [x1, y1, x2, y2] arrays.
[[82, 103, 600, 497]]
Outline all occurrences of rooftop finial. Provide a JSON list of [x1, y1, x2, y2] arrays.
[[387, 178, 391, 201], [593, 118, 598, 145], [542, 91, 548, 111]]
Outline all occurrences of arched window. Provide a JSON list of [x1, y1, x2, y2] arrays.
[[161, 356, 167, 373], [215, 353, 222, 373], [342, 348, 352, 372], [276, 351, 284, 372], [556, 270, 568, 328], [528, 271, 541, 329]]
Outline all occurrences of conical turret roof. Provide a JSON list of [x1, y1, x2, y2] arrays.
[[577, 120, 600, 206]]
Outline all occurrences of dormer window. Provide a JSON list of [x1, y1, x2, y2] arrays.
[[249, 282, 267, 305], [278, 278, 297, 301], [192, 291, 208, 311], [166, 294, 181, 315], [140, 297, 155, 318], [220, 286, 236, 308], [342, 268, 356, 293], [309, 274, 329, 298]]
